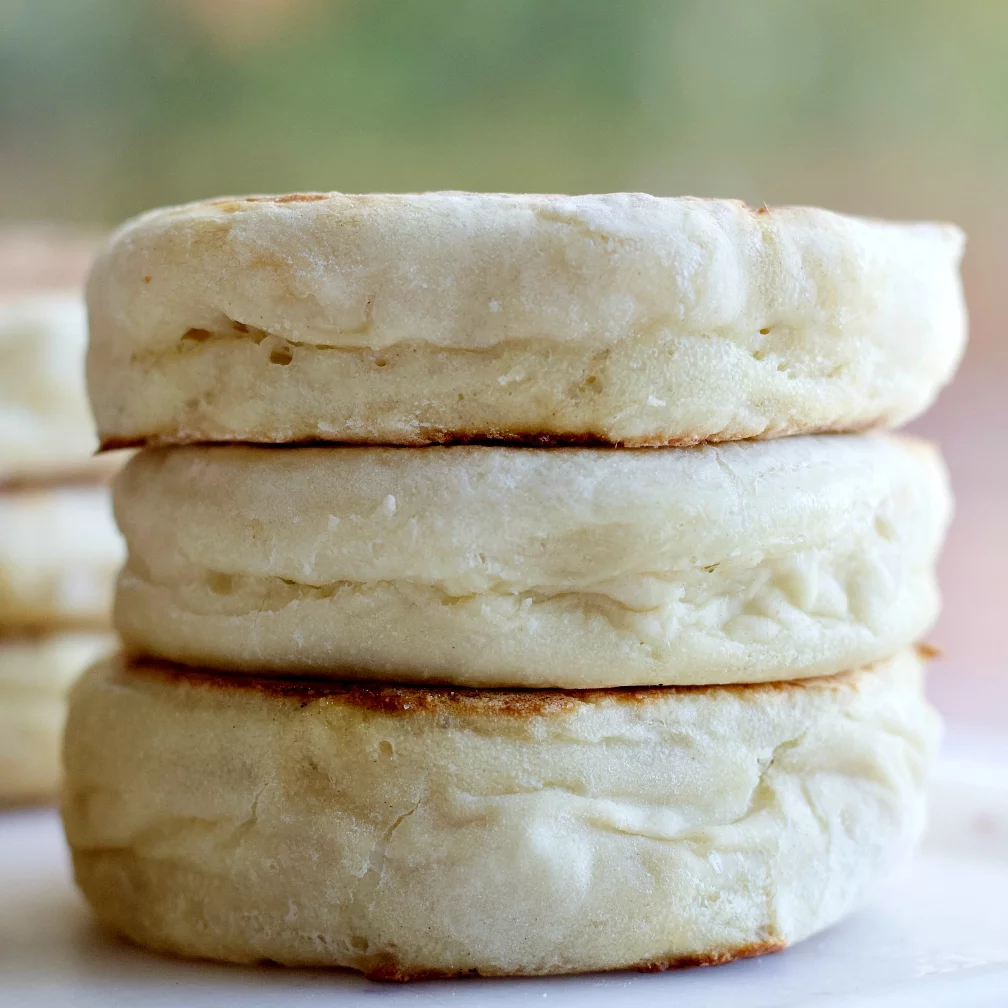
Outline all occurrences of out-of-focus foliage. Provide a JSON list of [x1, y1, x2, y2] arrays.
[[1, 0, 1007, 220]]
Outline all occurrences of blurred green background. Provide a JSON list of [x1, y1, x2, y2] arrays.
[[1, 0, 1005, 730], [3, 0, 1008, 223]]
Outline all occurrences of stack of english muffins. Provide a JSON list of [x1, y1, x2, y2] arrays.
[[63, 194, 965, 979], [0, 293, 123, 805]]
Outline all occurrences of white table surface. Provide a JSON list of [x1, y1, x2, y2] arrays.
[[2, 745, 1007, 1008]]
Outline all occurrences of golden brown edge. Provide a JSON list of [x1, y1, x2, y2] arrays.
[[108, 653, 878, 720], [93, 914, 786, 983], [98, 416, 889, 454], [361, 939, 787, 981]]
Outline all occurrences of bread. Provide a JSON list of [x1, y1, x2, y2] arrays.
[[0, 484, 123, 631], [86, 193, 965, 449], [113, 434, 950, 687], [62, 649, 939, 978], [0, 294, 104, 482], [0, 632, 113, 804]]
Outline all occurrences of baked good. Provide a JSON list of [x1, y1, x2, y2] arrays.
[[0, 484, 124, 631], [63, 648, 939, 978], [0, 632, 113, 804], [0, 294, 103, 482], [113, 434, 950, 687], [86, 193, 965, 449]]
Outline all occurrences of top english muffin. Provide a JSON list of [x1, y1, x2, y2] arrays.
[[86, 192, 965, 448]]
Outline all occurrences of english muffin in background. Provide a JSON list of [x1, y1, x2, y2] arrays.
[[1, 633, 114, 805], [0, 295, 105, 485], [0, 228, 125, 805], [0, 483, 123, 632], [0, 394, 123, 803], [0, 225, 117, 483]]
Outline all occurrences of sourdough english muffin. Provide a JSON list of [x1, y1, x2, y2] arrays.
[[0, 294, 106, 483], [0, 632, 113, 804], [87, 193, 965, 449], [0, 484, 124, 631], [63, 649, 938, 978], [113, 434, 950, 688]]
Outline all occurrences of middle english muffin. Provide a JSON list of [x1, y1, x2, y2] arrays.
[[113, 433, 949, 688]]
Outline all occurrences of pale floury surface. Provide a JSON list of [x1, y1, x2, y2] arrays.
[[0, 633, 114, 804], [0, 485, 124, 632], [62, 650, 938, 979], [114, 434, 950, 687], [0, 295, 101, 482], [86, 193, 965, 448]]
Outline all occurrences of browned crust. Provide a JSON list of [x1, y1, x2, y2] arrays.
[[630, 939, 787, 971], [173, 192, 957, 234], [361, 939, 786, 981], [249, 193, 331, 204], [207, 193, 331, 209], [95, 921, 785, 982], [146, 194, 836, 220], [98, 436, 150, 453], [112, 654, 867, 719], [207, 192, 750, 209], [98, 416, 889, 454]]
